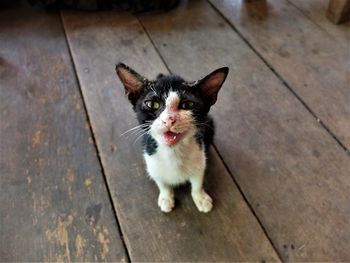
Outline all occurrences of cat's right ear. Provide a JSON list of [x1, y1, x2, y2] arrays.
[[116, 63, 147, 105], [197, 67, 229, 105]]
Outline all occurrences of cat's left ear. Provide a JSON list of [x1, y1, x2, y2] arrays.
[[116, 63, 147, 105], [198, 67, 229, 105], [115, 63, 146, 93]]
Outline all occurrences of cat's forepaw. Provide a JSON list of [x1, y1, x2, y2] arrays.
[[158, 194, 175, 213], [192, 190, 213, 213]]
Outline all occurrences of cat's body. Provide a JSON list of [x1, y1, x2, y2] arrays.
[[144, 134, 205, 186], [116, 63, 228, 213]]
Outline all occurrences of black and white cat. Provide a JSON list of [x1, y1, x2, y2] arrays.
[[116, 63, 228, 213]]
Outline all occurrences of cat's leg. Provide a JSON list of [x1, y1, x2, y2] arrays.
[[190, 174, 213, 213], [155, 180, 175, 213]]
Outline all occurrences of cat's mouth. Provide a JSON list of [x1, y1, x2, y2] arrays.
[[163, 131, 185, 146]]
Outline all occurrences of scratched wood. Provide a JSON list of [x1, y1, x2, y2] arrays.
[[61, 10, 280, 262], [138, 0, 350, 261], [287, 0, 350, 48], [209, 0, 350, 150], [0, 2, 126, 262]]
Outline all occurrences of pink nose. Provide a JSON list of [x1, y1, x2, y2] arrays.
[[162, 116, 176, 127]]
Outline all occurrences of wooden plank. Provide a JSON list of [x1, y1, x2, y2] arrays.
[[137, 0, 350, 261], [0, 2, 126, 262], [327, 0, 350, 24], [209, 0, 350, 150], [287, 0, 350, 48], [61, 10, 280, 262]]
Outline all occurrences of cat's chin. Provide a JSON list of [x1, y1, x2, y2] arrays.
[[163, 131, 185, 146]]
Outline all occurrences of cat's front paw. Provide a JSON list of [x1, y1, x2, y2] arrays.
[[158, 194, 175, 213], [192, 190, 213, 213]]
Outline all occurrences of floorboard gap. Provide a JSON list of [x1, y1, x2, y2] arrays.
[[59, 11, 132, 262], [136, 16, 172, 73], [212, 144, 284, 262], [136, 13, 284, 262], [207, 0, 349, 156], [285, 0, 335, 39]]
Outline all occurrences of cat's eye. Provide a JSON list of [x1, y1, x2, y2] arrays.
[[179, 101, 194, 110], [145, 100, 161, 110]]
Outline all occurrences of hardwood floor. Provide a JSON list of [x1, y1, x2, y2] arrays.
[[1, 0, 349, 261], [0, 2, 126, 261]]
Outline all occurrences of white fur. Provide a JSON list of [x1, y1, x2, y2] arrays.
[[144, 91, 213, 213]]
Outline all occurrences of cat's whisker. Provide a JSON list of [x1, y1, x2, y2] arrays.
[[193, 121, 214, 131], [122, 127, 143, 137], [125, 129, 143, 139], [128, 127, 149, 138], [133, 128, 150, 145], [125, 127, 150, 139], [120, 123, 150, 137]]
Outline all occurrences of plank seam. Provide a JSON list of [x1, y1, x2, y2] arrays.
[[135, 16, 173, 73], [136, 14, 284, 262], [207, 0, 349, 156], [285, 0, 340, 41], [58, 11, 132, 262], [211, 145, 284, 262]]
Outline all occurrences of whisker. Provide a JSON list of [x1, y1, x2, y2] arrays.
[[120, 123, 149, 137], [193, 121, 214, 131], [126, 127, 149, 139], [133, 128, 151, 145]]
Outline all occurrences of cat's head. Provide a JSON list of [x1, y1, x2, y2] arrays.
[[116, 63, 228, 147]]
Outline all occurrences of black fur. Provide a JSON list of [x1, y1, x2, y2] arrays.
[[142, 133, 158, 155]]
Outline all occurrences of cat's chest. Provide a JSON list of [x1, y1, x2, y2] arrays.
[[143, 139, 206, 185]]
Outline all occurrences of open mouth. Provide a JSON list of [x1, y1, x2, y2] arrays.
[[163, 131, 184, 146]]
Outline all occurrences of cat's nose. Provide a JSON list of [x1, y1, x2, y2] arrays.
[[162, 117, 176, 127]]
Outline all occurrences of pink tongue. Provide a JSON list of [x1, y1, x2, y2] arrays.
[[163, 131, 181, 146]]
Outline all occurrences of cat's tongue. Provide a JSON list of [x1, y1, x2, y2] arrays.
[[163, 131, 183, 146]]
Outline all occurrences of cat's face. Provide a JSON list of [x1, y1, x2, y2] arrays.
[[134, 76, 210, 146], [116, 63, 228, 147]]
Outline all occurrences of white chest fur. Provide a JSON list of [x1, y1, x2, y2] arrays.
[[143, 137, 206, 186]]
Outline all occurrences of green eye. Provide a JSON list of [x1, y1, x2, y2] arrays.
[[180, 101, 194, 110], [145, 100, 160, 110]]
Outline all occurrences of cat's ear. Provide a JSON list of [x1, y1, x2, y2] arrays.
[[198, 67, 229, 105], [115, 63, 147, 99]]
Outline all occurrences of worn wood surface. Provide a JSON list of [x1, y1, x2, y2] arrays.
[[138, 0, 350, 261], [210, 0, 350, 151], [0, 3, 126, 262], [327, 0, 350, 24], [287, 0, 350, 47], [61, 10, 280, 262]]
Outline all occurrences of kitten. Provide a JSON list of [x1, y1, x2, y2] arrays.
[[116, 63, 228, 213]]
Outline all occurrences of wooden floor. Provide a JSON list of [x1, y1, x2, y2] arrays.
[[1, 0, 349, 261]]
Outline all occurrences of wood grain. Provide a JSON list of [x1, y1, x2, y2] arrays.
[[209, 0, 350, 150], [138, 0, 350, 261], [327, 0, 350, 24], [61, 10, 280, 262], [0, 3, 126, 262]]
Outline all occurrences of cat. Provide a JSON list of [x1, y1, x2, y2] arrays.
[[116, 63, 228, 213]]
